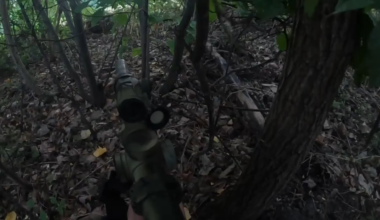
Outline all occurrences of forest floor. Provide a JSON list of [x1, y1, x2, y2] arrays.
[[1, 22, 380, 220]]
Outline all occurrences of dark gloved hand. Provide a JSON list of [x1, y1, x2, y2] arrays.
[[98, 171, 132, 220]]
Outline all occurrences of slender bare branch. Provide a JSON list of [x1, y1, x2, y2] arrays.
[[69, 0, 106, 107], [159, 0, 196, 95], [138, 0, 150, 80], [0, 0, 45, 96], [32, 0, 92, 102], [18, 0, 97, 138]]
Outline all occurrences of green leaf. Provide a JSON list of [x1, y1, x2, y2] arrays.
[[209, 12, 218, 23], [184, 34, 195, 44], [132, 48, 142, 57], [187, 21, 196, 38], [335, 0, 374, 13], [113, 13, 129, 26], [118, 45, 128, 56], [99, 0, 116, 6], [167, 39, 175, 54], [149, 14, 164, 24], [39, 210, 47, 220], [209, 0, 218, 23], [304, 0, 319, 17], [50, 197, 58, 204], [82, 7, 96, 16], [91, 9, 104, 27], [276, 33, 287, 51], [57, 200, 66, 216], [74, 1, 90, 13], [26, 200, 34, 210]]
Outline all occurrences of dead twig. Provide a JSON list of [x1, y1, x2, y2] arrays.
[[180, 135, 192, 188], [212, 51, 282, 87], [69, 160, 112, 192]]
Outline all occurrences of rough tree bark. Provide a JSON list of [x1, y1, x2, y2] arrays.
[[69, 0, 106, 107], [0, 0, 44, 96], [198, 1, 359, 220], [32, 0, 92, 102]]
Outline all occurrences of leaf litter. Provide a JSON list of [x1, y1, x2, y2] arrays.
[[0, 17, 380, 220]]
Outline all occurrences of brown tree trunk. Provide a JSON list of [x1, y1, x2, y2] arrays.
[[198, 1, 359, 220]]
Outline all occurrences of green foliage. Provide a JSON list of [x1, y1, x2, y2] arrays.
[[50, 197, 66, 216], [113, 13, 129, 26], [209, 0, 218, 23], [91, 9, 105, 26], [149, 13, 165, 24], [39, 210, 47, 220], [167, 39, 175, 54], [82, 6, 97, 16], [74, 1, 91, 13], [276, 33, 287, 51], [132, 47, 142, 57], [26, 199, 35, 210]]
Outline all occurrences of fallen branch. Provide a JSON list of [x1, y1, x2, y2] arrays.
[[212, 51, 282, 86], [206, 43, 265, 132]]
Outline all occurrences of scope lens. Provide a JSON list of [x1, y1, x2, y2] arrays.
[[150, 110, 164, 125], [118, 98, 147, 123]]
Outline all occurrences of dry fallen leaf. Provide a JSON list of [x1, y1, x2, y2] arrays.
[[37, 124, 50, 136], [183, 206, 191, 220], [303, 178, 317, 188], [81, 130, 92, 139], [5, 211, 17, 220], [358, 174, 374, 195], [337, 122, 347, 137], [93, 147, 107, 157], [213, 136, 220, 143], [4, 78, 11, 84], [315, 135, 324, 145], [219, 163, 235, 179], [199, 154, 215, 176], [360, 122, 371, 134]]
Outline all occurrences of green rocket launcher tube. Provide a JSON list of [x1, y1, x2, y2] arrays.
[[113, 59, 184, 220]]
